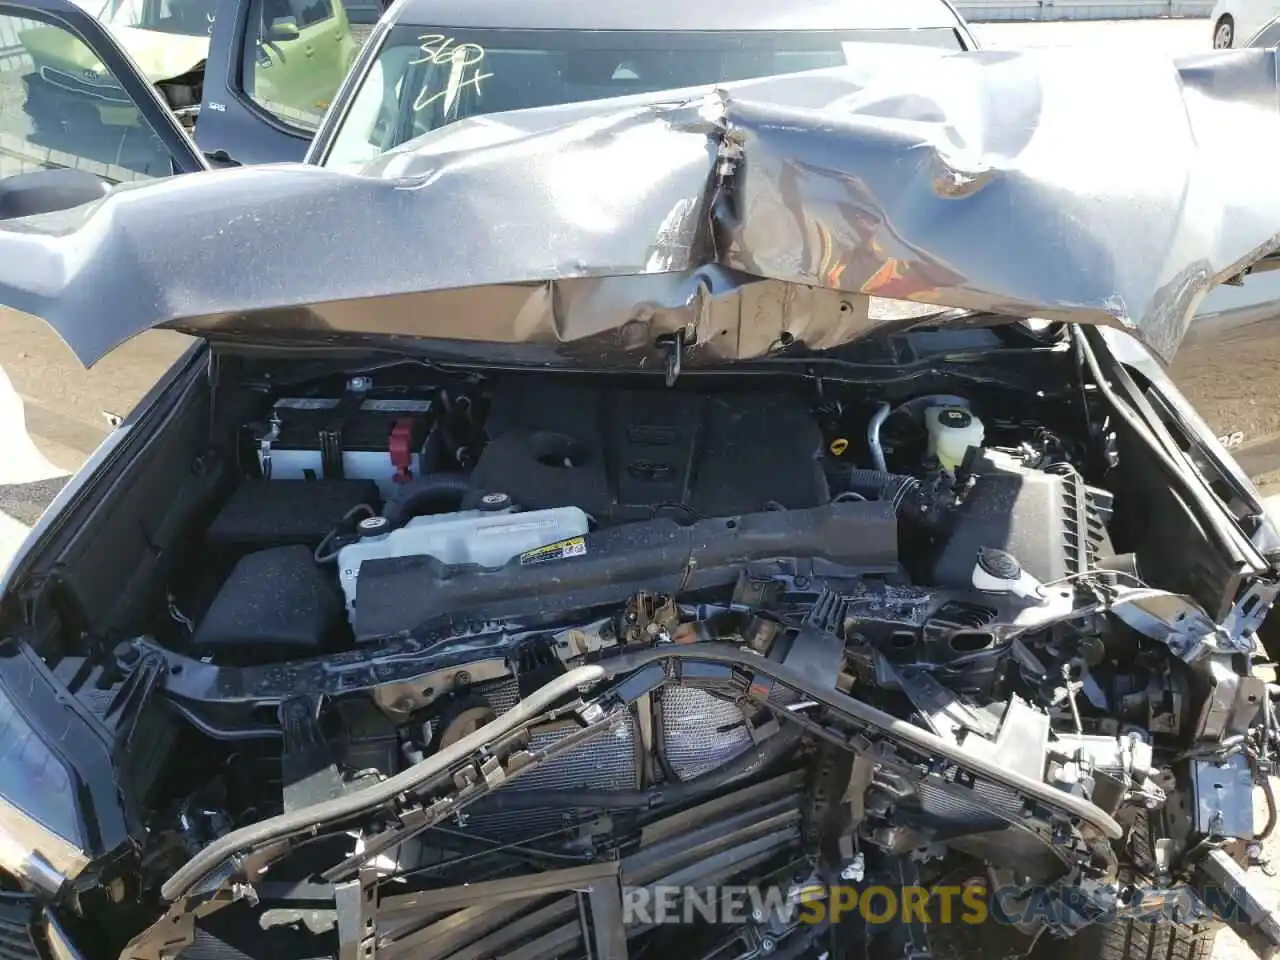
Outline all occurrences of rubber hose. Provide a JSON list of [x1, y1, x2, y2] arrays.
[[836, 468, 921, 510], [1252, 751, 1278, 842], [381, 473, 472, 526]]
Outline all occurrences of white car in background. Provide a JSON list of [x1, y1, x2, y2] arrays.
[[1211, 0, 1280, 47]]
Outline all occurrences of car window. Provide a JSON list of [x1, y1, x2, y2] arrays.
[[97, 0, 218, 37], [239, 0, 371, 133], [297, 0, 331, 28], [322, 26, 966, 171], [0, 12, 176, 183], [1249, 17, 1280, 47]]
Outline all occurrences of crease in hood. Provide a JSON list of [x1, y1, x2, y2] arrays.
[[4, 42, 1280, 369]]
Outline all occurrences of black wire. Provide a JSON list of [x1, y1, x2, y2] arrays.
[[393, 822, 591, 879], [313, 503, 376, 563], [262, 354, 466, 390]]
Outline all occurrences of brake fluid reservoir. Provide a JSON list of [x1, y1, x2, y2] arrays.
[[336, 501, 590, 612], [928, 406, 985, 473]]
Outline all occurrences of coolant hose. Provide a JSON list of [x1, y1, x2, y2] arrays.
[[1260, 775, 1278, 842], [468, 725, 805, 812], [381, 473, 471, 526], [1251, 749, 1279, 842]]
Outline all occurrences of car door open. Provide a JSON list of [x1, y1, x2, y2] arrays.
[[0, 0, 206, 217], [196, 0, 372, 164]]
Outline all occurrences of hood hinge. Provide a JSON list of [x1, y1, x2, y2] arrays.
[[1224, 578, 1279, 647], [657, 330, 686, 386]]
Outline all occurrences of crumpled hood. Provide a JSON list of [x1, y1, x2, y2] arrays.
[[3, 43, 1280, 369], [109, 26, 208, 83]]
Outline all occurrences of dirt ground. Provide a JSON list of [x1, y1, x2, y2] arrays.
[[1218, 783, 1280, 960], [0, 310, 190, 471]]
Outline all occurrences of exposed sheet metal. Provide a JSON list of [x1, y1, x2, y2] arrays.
[[2, 44, 1280, 368]]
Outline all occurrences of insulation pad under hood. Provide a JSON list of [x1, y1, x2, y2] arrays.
[[3, 44, 1280, 367]]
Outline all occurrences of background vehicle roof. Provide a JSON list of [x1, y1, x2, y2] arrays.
[[391, 0, 966, 32]]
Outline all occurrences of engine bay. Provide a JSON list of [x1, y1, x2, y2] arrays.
[[185, 369, 1117, 657], [15, 332, 1280, 960]]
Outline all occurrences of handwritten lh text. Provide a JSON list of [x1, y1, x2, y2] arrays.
[[410, 34, 492, 113]]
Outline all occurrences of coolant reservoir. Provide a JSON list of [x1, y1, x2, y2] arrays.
[[336, 500, 590, 612], [927, 406, 985, 473]]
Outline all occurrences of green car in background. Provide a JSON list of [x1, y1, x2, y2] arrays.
[[18, 0, 359, 138]]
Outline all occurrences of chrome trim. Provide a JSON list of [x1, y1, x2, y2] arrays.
[[43, 909, 85, 960], [37, 65, 131, 102]]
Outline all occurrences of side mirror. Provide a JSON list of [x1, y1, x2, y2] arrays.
[[266, 16, 299, 41], [0, 168, 110, 219]]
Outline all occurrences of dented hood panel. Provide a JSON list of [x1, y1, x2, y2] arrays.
[[4, 44, 1280, 368]]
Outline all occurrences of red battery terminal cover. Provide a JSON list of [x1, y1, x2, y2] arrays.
[[389, 418, 415, 484]]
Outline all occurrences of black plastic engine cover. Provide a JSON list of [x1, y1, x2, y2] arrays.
[[353, 500, 898, 640], [193, 546, 346, 663], [207, 478, 381, 551], [463, 382, 829, 522]]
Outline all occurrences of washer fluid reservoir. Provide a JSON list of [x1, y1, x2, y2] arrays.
[[336, 496, 589, 612]]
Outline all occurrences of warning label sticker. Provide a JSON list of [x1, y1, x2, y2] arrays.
[[519, 536, 587, 566]]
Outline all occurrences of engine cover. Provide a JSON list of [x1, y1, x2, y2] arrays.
[[464, 382, 829, 522], [352, 500, 898, 639]]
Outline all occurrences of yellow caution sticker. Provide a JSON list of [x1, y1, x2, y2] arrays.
[[519, 536, 587, 566]]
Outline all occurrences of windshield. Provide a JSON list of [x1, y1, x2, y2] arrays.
[[1250, 16, 1280, 47], [322, 26, 966, 170], [97, 0, 217, 36]]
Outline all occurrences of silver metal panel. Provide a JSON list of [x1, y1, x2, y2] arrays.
[[462, 680, 640, 839], [660, 688, 753, 781], [1191, 755, 1255, 839], [917, 777, 1025, 825]]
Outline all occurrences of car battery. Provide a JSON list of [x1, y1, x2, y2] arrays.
[[251, 384, 434, 499]]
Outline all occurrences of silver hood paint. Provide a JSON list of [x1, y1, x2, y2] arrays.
[[2, 43, 1280, 368]]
